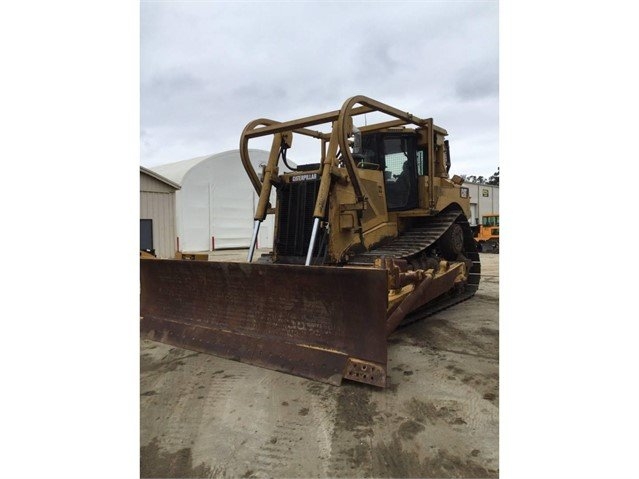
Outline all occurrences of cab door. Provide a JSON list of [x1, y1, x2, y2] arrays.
[[360, 133, 419, 211]]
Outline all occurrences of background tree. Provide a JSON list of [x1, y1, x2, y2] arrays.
[[461, 171, 498, 185], [487, 167, 500, 185]]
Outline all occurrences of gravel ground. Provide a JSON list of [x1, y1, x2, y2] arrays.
[[140, 252, 499, 478]]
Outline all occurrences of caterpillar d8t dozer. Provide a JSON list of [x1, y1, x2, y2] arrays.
[[140, 95, 480, 388]]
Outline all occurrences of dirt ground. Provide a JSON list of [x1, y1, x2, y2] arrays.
[[140, 252, 499, 478]]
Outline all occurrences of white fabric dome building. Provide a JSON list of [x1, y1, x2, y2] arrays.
[[152, 149, 281, 253]]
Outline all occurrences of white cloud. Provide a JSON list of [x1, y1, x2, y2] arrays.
[[141, 1, 498, 176]]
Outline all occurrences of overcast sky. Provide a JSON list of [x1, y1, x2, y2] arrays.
[[141, 1, 498, 177]]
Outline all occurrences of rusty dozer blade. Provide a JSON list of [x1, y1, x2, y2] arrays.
[[140, 259, 389, 387]]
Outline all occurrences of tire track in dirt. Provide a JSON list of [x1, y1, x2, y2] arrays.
[[243, 378, 338, 478], [141, 343, 250, 475], [324, 384, 379, 477], [251, 419, 309, 477]]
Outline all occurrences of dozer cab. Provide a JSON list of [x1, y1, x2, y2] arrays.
[[141, 95, 480, 387]]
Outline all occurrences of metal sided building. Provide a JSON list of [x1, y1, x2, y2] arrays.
[[151, 149, 280, 253], [462, 182, 499, 226], [140, 166, 180, 258]]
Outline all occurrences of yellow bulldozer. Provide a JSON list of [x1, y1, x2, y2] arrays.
[[140, 95, 480, 388]]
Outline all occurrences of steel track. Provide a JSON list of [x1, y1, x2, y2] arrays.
[[350, 206, 481, 327]]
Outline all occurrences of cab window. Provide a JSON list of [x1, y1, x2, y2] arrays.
[[383, 136, 418, 211]]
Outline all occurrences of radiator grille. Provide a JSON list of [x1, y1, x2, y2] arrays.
[[276, 179, 321, 258]]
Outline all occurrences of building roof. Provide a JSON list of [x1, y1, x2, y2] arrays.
[[150, 149, 274, 186], [140, 166, 180, 189]]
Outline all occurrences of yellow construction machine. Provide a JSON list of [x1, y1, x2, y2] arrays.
[[140, 95, 480, 387], [473, 214, 499, 253]]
